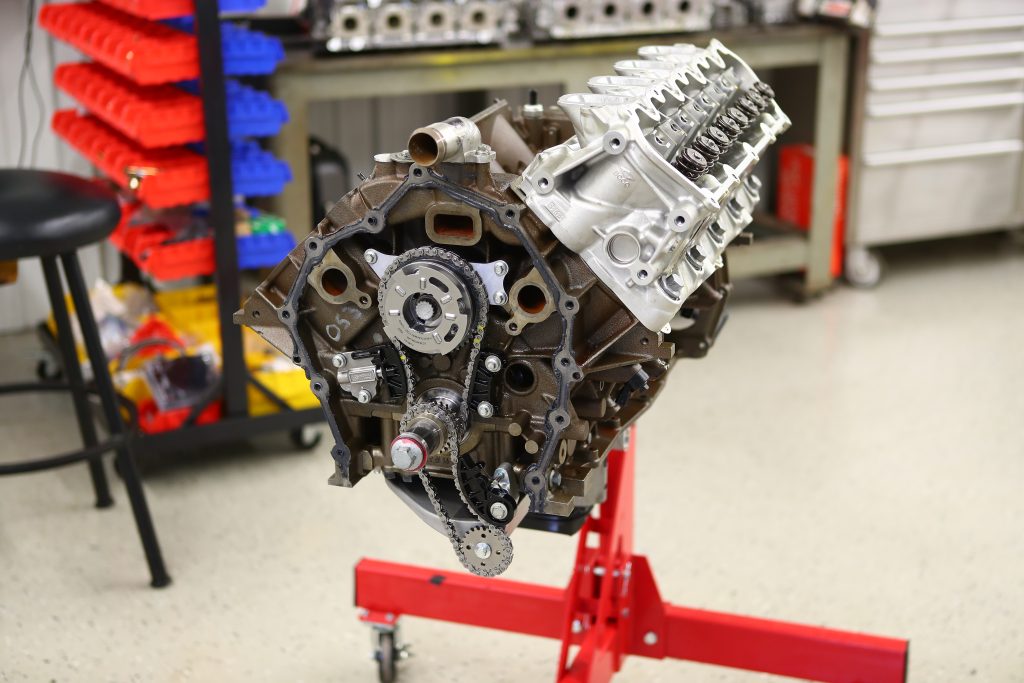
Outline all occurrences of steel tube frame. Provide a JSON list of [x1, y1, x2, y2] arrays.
[[355, 428, 908, 683]]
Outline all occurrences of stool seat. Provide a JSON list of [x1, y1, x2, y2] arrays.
[[0, 169, 120, 260]]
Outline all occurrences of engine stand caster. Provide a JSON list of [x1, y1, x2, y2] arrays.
[[844, 247, 885, 289], [36, 355, 63, 381], [288, 425, 322, 450], [367, 620, 409, 683]]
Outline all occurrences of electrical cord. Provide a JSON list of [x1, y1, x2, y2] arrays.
[[17, 0, 46, 168]]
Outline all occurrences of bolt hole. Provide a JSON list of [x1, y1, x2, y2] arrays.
[[538, 177, 551, 190], [560, 357, 570, 367], [430, 12, 443, 26], [412, 167, 424, 177], [555, 415, 565, 424], [368, 216, 379, 226], [386, 13, 402, 28], [516, 284, 548, 315], [604, 3, 616, 16], [308, 241, 318, 250], [471, 9, 486, 24], [641, 337, 649, 345], [565, 4, 578, 19], [637, 270, 648, 279], [321, 267, 349, 297], [641, 1, 654, 14], [343, 16, 358, 31], [572, 371, 582, 380], [360, 296, 370, 306], [610, 137, 622, 149], [505, 208, 516, 219], [680, 0, 690, 11], [282, 310, 291, 319], [505, 361, 536, 394], [313, 383, 322, 392], [252, 310, 260, 318], [675, 215, 686, 227], [564, 300, 575, 310], [532, 476, 542, 485]]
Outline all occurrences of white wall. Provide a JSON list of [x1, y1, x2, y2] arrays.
[[1, 0, 107, 334]]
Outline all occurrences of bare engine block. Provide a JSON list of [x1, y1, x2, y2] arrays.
[[239, 40, 789, 576]]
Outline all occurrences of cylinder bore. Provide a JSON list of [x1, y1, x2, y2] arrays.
[[505, 361, 536, 395], [516, 284, 547, 315], [321, 267, 348, 297]]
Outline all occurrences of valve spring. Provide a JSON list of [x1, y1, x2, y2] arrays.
[[705, 125, 732, 149], [734, 95, 761, 120], [753, 81, 775, 101], [745, 90, 768, 111], [726, 106, 751, 129], [715, 115, 742, 141], [674, 147, 710, 180], [692, 133, 722, 164]]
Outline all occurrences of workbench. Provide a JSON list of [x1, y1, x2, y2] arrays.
[[271, 24, 850, 297]]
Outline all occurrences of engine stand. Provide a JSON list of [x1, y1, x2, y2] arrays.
[[355, 428, 909, 682]]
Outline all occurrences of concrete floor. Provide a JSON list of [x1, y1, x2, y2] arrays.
[[1, 235, 1022, 682]]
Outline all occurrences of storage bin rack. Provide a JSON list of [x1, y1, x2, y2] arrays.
[[42, 0, 322, 453]]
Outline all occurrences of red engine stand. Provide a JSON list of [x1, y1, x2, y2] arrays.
[[355, 428, 909, 682]]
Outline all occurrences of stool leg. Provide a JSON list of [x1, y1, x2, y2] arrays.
[[61, 252, 171, 588], [41, 256, 114, 509]]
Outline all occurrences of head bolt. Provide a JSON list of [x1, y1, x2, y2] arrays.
[[494, 262, 508, 276], [643, 631, 659, 646], [477, 401, 494, 418], [489, 501, 509, 521], [494, 292, 508, 305], [483, 355, 502, 373], [364, 249, 378, 265], [356, 389, 372, 404], [473, 542, 492, 559], [332, 353, 347, 368]]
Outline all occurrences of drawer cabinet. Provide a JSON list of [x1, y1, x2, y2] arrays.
[[846, 6, 1024, 276]]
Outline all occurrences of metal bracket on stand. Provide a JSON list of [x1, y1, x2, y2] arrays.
[[355, 427, 909, 683]]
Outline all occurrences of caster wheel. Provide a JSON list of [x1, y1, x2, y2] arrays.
[[289, 425, 322, 450], [376, 631, 398, 683], [36, 357, 63, 381], [844, 248, 885, 289]]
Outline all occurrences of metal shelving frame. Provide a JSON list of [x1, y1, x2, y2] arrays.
[[270, 24, 851, 298], [133, 3, 322, 455]]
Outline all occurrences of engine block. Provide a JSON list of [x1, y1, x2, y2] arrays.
[[239, 40, 788, 576]]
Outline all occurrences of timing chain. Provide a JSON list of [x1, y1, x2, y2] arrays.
[[381, 247, 513, 576]]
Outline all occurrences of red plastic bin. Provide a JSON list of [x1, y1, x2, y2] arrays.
[[53, 109, 208, 209], [40, 2, 198, 85], [93, 0, 196, 20], [54, 63, 204, 148], [110, 214, 215, 281], [136, 397, 222, 434], [777, 144, 848, 278]]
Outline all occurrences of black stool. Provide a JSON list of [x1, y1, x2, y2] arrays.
[[0, 169, 170, 588]]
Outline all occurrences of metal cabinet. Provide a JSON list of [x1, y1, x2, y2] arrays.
[[845, 2, 1024, 285]]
